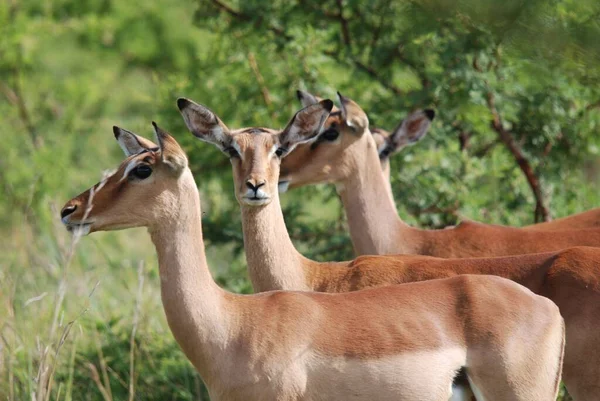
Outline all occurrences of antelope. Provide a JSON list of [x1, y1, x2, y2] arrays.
[[280, 92, 600, 257], [179, 96, 600, 400], [295, 90, 600, 232], [60, 119, 564, 401]]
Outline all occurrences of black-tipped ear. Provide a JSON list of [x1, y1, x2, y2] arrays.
[[296, 90, 322, 108], [337, 92, 369, 133], [177, 97, 231, 149], [152, 121, 188, 173], [387, 109, 434, 153], [424, 109, 435, 121], [113, 126, 158, 156], [279, 99, 333, 154]]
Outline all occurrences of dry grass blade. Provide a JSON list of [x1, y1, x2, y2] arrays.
[[33, 170, 109, 401], [128, 261, 145, 401]]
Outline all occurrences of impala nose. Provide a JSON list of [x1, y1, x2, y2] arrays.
[[61, 204, 77, 219], [246, 180, 265, 193]]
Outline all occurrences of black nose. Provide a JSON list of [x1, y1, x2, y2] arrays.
[[246, 181, 265, 192], [61, 204, 77, 219]]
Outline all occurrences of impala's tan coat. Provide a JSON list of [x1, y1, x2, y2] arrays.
[[293, 90, 600, 233], [61, 120, 563, 401], [178, 96, 600, 400], [279, 93, 600, 257]]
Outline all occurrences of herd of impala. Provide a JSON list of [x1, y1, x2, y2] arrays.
[[59, 91, 600, 401]]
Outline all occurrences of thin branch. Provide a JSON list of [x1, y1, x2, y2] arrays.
[[335, 0, 351, 47], [394, 46, 430, 89], [0, 79, 38, 148], [210, 0, 243, 18], [208, 0, 289, 38], [472, 139, 500, 158], [323, 50, 404, 95], [486, 90, 550, 222], [247, 52, 275, 119]]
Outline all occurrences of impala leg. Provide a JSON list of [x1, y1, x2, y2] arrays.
[[562, 325, 600, 401], [465, 320, 564, 401]]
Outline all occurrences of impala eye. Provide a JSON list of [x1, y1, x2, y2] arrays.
[[275, 147, 287, 158], [321, 128, 339, 141], [130, 165, 152, 180], [224, 147, 239, 159]]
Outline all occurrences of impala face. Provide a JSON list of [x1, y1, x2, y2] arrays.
[[279, 90, 434, 190], [60, 124, 188, 234], [279, 92, 371, 190], [177, 97, 333, 207]]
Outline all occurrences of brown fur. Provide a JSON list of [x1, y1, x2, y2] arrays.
[[290, 91, 600, 233], [61, 123, 565, 400], [280, 94, 600, 257], [179, 97, 598, 399]]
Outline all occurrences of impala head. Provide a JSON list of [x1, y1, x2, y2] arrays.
[[280, 90, 434, 189], [60, 123, 189, 234], [178, 97, 333, 207], [279, 91, 372, 190]]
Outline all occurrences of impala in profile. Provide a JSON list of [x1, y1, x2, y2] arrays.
[[61, 112, 563, 401], [279, 92, 600, 257], [293, 90, 600, 233]]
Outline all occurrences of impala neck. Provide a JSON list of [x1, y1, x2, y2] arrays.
[[337, 134, 415, 255], [240, 191, 309, 292], [379, 158, 397, 210], [148, 169, 230, 380]]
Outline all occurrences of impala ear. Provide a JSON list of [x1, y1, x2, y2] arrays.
[[177, 97, 232, 149], [385, 109, 434, 156], [337, 92, 369, 133], [296, 90, 322, 108], [113, 126, 158, 156], [279, 99, 333, 154], [152, 122, 188, 173]]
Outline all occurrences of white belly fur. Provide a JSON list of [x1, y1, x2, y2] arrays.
[[210, 347, 468, 400]]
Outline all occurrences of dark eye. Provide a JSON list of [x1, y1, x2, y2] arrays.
[[379, 149, 391, 159], [130, 165, 152, 180], [224, 147, 239, 158], [321, 128, 339, 141], [275, 147, 287, 158]]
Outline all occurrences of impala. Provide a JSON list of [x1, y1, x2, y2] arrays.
[[295, 90, 600, 232], [296, 89, 434, 189], [279, 92, 600, 256], [60, 119, 564, 401], [179, 96, 600, 400]]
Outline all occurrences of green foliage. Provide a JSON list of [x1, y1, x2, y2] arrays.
[[1, 0, 598, 399]]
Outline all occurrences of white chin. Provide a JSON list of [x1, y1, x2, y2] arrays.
[[66, 223, 92, 236], [242, 197, 271, 206], [278, 181, 290, 193]]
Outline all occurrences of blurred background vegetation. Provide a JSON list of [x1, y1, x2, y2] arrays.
[[1, 0, 599, 399]]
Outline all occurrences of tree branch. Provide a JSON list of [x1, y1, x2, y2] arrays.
[[208, 0, 290, 39], [335, 0, 351, 47], [247, 52, 275, 119], [0, 79, 39, 149], [486, 90, 550, 222], [323, 50, 403, 95]]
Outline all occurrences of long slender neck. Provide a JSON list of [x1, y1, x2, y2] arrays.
[[337, 134, 416, 255], [379, 158, 397, 210], [240, 191, 310, 292], [148, 170, 231, 380]]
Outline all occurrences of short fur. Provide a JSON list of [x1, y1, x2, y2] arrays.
[[61, 125, 563, 401], [180, 97, 600, 399]]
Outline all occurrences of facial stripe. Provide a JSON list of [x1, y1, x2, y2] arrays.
[[268, 144, 278, 158], [232, 141, 244, 160], [121, 159, 142, 181]]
